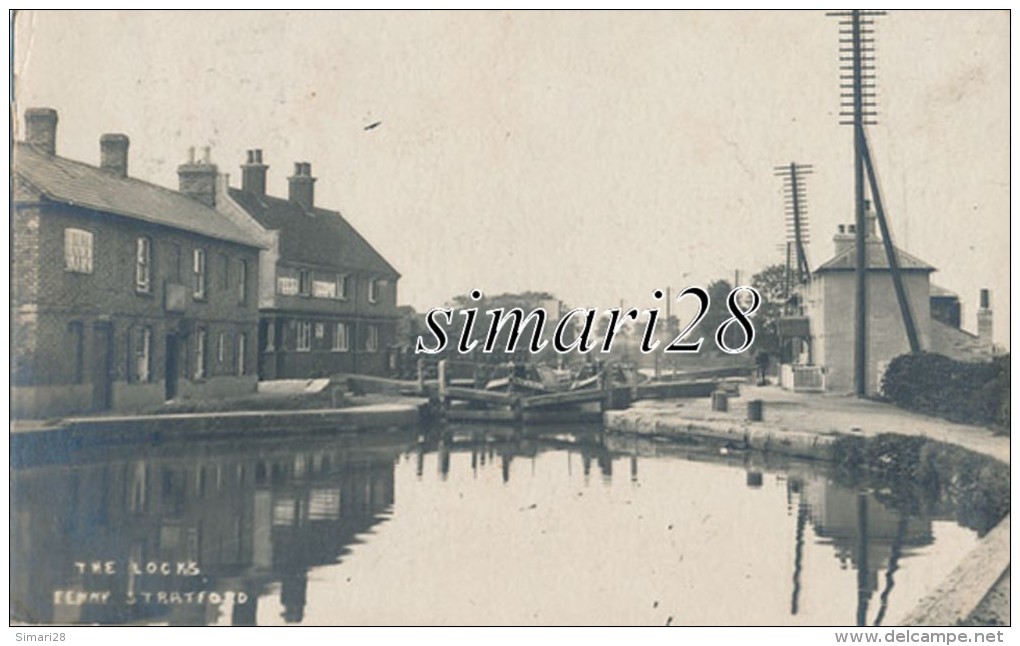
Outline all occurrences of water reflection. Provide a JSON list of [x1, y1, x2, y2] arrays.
[[10, 426, 990, 626], [12, 433, 404, 625]]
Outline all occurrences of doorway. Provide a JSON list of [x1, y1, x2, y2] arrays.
[[91, 323, 114, 411]]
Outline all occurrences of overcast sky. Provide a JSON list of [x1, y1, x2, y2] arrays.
[[12, 10, 1010, 347]]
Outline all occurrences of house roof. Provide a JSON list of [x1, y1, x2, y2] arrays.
[[815, 239, 935, 273], [228, 188, 400, 278], [929, 284, 958, 298], [13, 142, 261, 249]]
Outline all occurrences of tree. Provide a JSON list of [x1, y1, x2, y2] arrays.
[[750, 264, 788, 356]]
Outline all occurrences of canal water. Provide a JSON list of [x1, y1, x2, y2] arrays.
[[10, 425, 990, 626]]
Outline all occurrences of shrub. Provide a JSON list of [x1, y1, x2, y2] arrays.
[[881, 352, 1009, 428]]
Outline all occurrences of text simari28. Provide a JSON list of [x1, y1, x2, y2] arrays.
[[415, 287, 762, 356]]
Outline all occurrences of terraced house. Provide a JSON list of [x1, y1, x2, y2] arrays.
[[12, 108, 263, 417], [214, 150, 401, 378]]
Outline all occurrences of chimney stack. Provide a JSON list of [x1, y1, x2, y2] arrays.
[[977, 289, 993, 349], [241, 149, 268, 195], [25, 107, 58, 155], [833, 223, 855, 256], [100, 133, 130, 177], [864, 200, 878, 239], [288, 162, 316, 210], [177, 146, 219, 207]]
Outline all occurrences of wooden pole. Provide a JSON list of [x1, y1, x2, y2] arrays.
[[852, 9, 869, 398], [860, 132, 921, 354]]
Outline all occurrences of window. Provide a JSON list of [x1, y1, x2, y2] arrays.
[[336, 274, 350, 300], [314, 323, 325, 339], [298, 269, 311, 296], [136, 237, 152, 292], [194, 329, 207, 379], [193, 249, 206, 299], [134, 326, 152, 383], [367, 278, 379, 303], [238, 260, 248, 304], [68, 322, 85, 384], [365, 324, 379, 352], [265, 321, 276, 351], [237, 334, 247, 376], [217, 332, 226, 364], [64, 228, 94, 273], [333, 322, 349, 352], [297, 322, 311, 352]]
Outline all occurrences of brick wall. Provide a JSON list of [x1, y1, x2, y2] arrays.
[[11, 201, 262, 417], [258, 313, 396, 379]]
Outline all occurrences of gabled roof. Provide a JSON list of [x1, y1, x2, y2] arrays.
[[815, 239, 935, 273], [13, 142, 261, 249], [228, 188, 400, 278]]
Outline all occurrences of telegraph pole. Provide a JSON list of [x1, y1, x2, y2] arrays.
[[774, 162, 813, 284], [830, 9, 882, 397], [828, 10, 920, 397]]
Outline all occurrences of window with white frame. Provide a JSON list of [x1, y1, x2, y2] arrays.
[[314, 323, 325, 339], [217, 332, 226, 364], [135, 326, 152, 382], [64, 228, 94, 273], [333, 322, 349, 352], [237, 333, 247, 375], [136, 237, 152, 292], [193, 249, 207, 299], [297, 322, 312, 352], [367, 278, 380, 303], [195, 328, 207, 379], [365, 324, 379, 352]]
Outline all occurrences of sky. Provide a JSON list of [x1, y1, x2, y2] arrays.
[[11, 10, 1010, 348]]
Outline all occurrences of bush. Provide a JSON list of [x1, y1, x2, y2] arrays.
[[881, 352, 1009, 428]]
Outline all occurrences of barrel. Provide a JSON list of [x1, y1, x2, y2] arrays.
[[747, 399, 764, 421], [711, 390, 729, 412]]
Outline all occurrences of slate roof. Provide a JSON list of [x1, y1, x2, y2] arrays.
[[815, 239, 935, 273], [228, 188, 400, 278], [13, 142, 261, 249]]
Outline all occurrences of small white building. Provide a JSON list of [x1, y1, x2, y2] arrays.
[[779, 214, 996, 396]]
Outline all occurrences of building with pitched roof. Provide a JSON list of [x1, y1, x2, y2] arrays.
[[214, 150, 401, 379], [12, 108, 263, 417], [780, 211, 997, 396]]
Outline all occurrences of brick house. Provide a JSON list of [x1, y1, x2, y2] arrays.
[[12, 108, 263, 417], [213, 150, 401, 379]]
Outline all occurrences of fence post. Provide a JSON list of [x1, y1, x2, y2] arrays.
[[437, 359, 449, 408]]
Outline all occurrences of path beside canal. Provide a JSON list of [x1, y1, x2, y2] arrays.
[[605, 384, 1009, 464]]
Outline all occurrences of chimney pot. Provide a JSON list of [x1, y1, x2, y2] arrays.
[[977, 289, 994, 349], [24, 107, 59, 155], [99, 133, 130, 177], [288, 161, 316, 209], [241, 148, 269, 195], [178, 147, 218, 207]]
